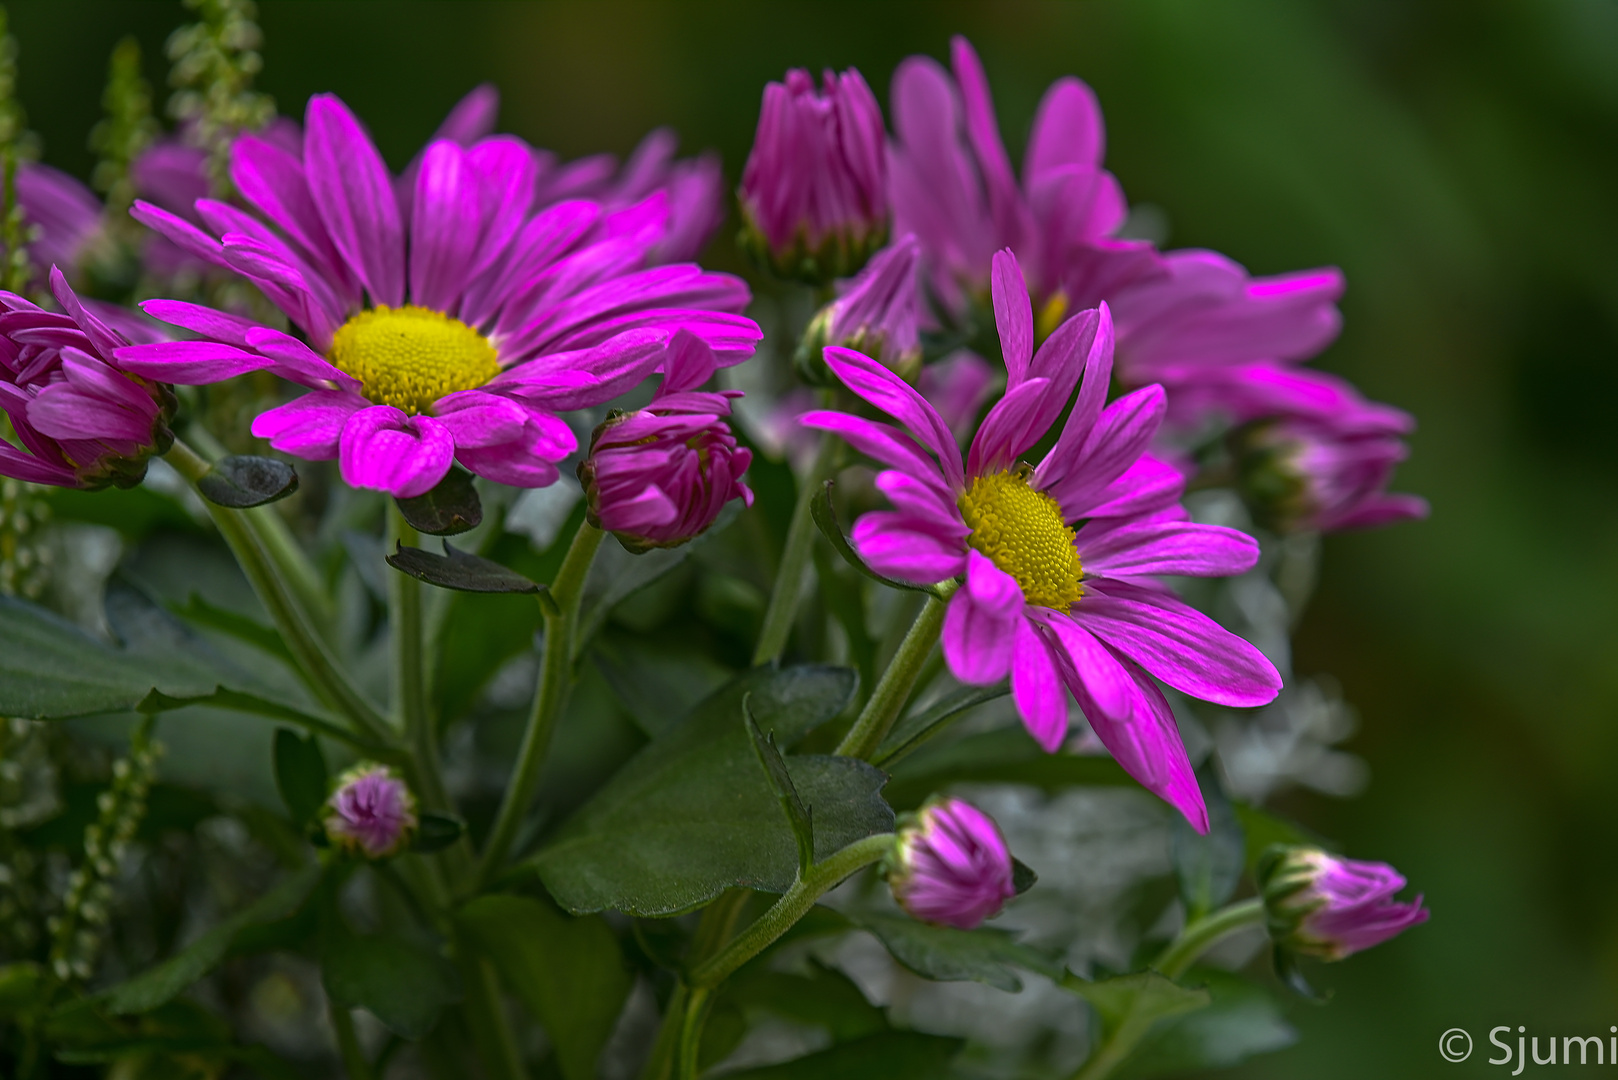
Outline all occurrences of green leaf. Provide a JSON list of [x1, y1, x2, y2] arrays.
[[395, 467, 482, 536], [1012, 858, 1039, 895], [272, 729, 327, 826], [1170, 763, 1245, 919], [136, 686, 395, 758], [322, 932, 462, 1039], [532, 665, 894, 915], [47, 998, 234, 1062], [1063, 970, 1210, 1037], [171, 593, 293, 664], [100, 864, 321, 1014], [855, 913, 1062, 992], [725, 959, 888, 1042], [746, 694, 815, 875], [590, 630, 734, 737], [884, 726, 1133, 810], [872, 681, 1009, 767], [0, 594, 225, 720], [456, 894, 631, 1080], [196, 455, 299, 508], [0, 962, 44, 1019], [718, 1031, 964, 1079], [1115, 969, 1296, 1079], [412, 812, 465, 853], [386, 541, 546, 594], [811, 481, 938, 594]]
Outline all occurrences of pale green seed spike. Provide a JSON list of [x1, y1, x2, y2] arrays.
[[90, 37, 159, 221], [165, 0, 275, 198]]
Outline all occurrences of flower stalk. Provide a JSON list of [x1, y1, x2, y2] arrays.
[[752, 426, 839, 666], [835, 586, 953, 759]]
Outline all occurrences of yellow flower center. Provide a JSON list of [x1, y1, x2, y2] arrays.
[[329, 305, 501, 415], [1035, 289, 1070, 344], [958, 466, 1083, 612]]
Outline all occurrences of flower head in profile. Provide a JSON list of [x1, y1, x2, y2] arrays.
[[1257, 845, 1429, 960], [0, 269, 175, 489], [579, 330, 753, 552], [798, 234, 923, 382], [739, 67, 888, 283], [886, 797, 1016, 929], [113, 93, 760, 497], [323, 763, 418, 859], [803, 250, 1282, 831]]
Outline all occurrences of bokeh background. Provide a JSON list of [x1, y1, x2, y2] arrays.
[[12, 1, 1618, 1075]]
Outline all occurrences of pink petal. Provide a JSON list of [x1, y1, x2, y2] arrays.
[[1077, 519, 1259, 579], [798, 410, 950, 494], [966, 377, 1050, 478], [431, 390, 531, 448], [851, 512, 969, 583], [304, 95, 404, 307], [990, 250, 1032, 384], [1011, 617, 1067, 751], [251, 390, 368, 459], [113, 341, 276, 384], [942, 550, 1024, 684], [409, 140, 481, 312], [821, 346, 964, 489], [338, 407, 455, 497]]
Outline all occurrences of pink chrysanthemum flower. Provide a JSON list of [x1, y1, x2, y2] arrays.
[[1258, 846, 1429, 960], [324, 763, 418, 859], [112, 93, 759, 497], [887, 797, 1016, 930], [803, 251, 1282, 831], [579, 330, 753, 552], [0, 269, 176, 489]]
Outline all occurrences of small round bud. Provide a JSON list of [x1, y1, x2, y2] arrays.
[[795, 235, 923, 385], [323, 764, 418, 860], [885, 798, 1016, 930], [1256, 845, 1429, 961]]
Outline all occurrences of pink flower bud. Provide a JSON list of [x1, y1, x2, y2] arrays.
[[324, 764, 418, 859], [1257, 846, 1429, 960], [579, 331, 753, 552], [887, 798, 1016, 929]]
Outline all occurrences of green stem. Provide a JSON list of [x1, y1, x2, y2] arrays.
[[1071, 899, 1266, 1080], [166, 439, 393, 746], [473, 520, 604, 891], [676, 985, 712, 1080], [387, 506, 446, 800], [639, 984, 688, 1080], [456, 951, 529, 1080], [687, 833, 895, 988], [329, 1002, 374, 1080], [834, 586, 954, 759], [752, 429, 839, 666]]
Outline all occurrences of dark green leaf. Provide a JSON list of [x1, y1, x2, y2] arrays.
[[855, 913, 1062, 991], [884, 726, 1133, 810], [533, 666, 894, 915], [171, 593, 293, 664], [48, 999, 232, 1061], [1012, 858, 1039, 895], [412, 812, 464, 853], [394, 467, 482, 536], [1063, 970, 1210, 1037], [590, 630, 734, 737], [101, 864, 321, 1014], [1171, 763, 1245, 919], [272, 729, 327, 826], [719, 1031, 964, 1079], [49, 483, 202, 539], [195, 455, 299, 508], [811, 481, 937, 594], [322, 932, 462, 1039], [456, 894, 631, 1080], [0, 595, 224, 720], [725, 960, 888, 1042], [872, 681, 1009, 767], [387, 540, 545, 594], [1116, 970, 1296, 1078], [746, 694, 815, 875]]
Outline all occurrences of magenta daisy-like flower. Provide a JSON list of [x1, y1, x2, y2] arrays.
[[112, 93, 759, 497], [803, 250, 1282, 831], [0, 269, 176, 489]]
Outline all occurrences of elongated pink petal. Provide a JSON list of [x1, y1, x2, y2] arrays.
[[1038, 301, 1116, 477], [967, 377, 1050, 478], [1011, 617, 1068, 751], [873, 468, 961, 523], [991, 250, 1032, 384], [1041, 383, 1165, 513], [1024, 76, 1105, 181], [431, 389, 530, 448], [305, 94, 404, 307], [821, 346, 964, 489], [338, 407, 454, 497], [138, 299, 263, 349], [1078, 520, 1259, 580], [851, 513, 968, 583], [113, 341, 276, 384], [410, 140, 481, 312], [942, 550, 1024, 684], [798, 410, 949, 493], [1081, 454, 1185, 520], [251, 390, 368, 459], [1041, 612, 1134, 722]]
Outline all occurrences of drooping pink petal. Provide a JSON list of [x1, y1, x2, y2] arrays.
[[431, 389, 531, 448], [113, 340, 277, 384], [1077, 519, 1260, 580], [251, 390, 368, 459], [338, 407, 455, 497], [942, 550, 1024, 684], [1011, 616, 1068, 751], [798, 410, 950, 494], [990, 249, 1032, 384], [851, 512, 969, 583], [821, 346, 964, 489]]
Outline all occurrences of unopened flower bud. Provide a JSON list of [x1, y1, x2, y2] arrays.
[[1231, 413, 1427, 535], [738, 67, 888, 284], [0, 270, 175, 490], [1256, 846, 1429, 961], [796, 235, 922, 384], [323, 764, 418, 859], [885, 798, 1016, 929], [579, 331, 752, 553]]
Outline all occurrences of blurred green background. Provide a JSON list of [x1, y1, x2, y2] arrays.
[[11, 1, 1618, 1075]]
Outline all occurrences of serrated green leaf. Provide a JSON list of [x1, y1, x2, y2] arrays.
[[322, 932, 462, 1039], [100, 864, 321, 1014], [1115, 969, 1296, 1078], [718, 1030, 964, 1078], [884, 725, 1132, 809], [532, 666, 893, 915], [1064, 970, 1210, 1036], [272, 729, 327, 825], [1171, 763, 1245, 919], [856, 913, 1062, 991], [456, 894, 631, 1080]]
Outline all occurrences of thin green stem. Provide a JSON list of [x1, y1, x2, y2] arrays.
[[166, 439, 393, 746], [456, 951, 528, 1080], [472, 520, 604, 891], [387, 506, 445, 798], [639, 984, 688, 1080], [329, 1002, 374, 1080], [752, 429, 838, 666], [834, 586, 954, 760], [676, 986, 712, 1080], [688, 833, 895, 988], [1071, 898, 1266, 1080]]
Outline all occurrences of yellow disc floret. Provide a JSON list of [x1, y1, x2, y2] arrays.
[[958, 465, 1083, 612], [329, 305, 501, 415]]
